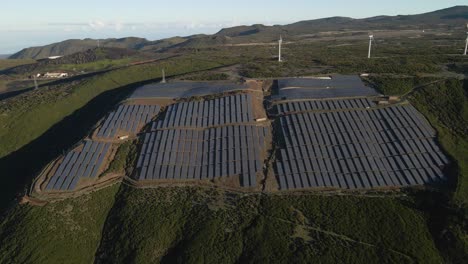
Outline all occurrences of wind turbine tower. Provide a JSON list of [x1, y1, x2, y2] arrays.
[[278, 35, 283, 62], [464, 31, 468, 56], [368, 35, 374, 59], [161, 69, 166, 83], [33, 74, 38, 90]]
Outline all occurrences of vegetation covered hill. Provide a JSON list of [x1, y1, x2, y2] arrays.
[[9, 37, 149, 60], [286, 5, 468, 32], [9, 6, 468, 59], [97, 187, 443, 263], [1, 48, 142, 76]]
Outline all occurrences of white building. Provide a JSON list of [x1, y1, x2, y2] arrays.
[[44, 72, 68, 78], [47, 56, 63, 60]]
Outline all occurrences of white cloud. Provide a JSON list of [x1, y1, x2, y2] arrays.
[[88, 20, 106, 30]]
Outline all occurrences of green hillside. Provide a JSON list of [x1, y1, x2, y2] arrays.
[[0, 185, 119, 264], [94, 186, 442, 263], [9, 37, 149, 60]]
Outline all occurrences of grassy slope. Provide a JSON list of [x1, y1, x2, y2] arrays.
[[0, 59, 36, 71], [104, 140, 137, 176], [408, 79, 467, 202], [373, 78, 468, 261], [95, 186, 441, 264], [0, 185, 119, 264], [410, 80, 468, 260], [43, 58, 133, 72], [0, 56, 228, 158]]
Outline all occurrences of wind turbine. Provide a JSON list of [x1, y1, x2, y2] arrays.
[[33, 74, 38, 90], [278, 35, 283, 62], [464, 32, 468, 56], [368, 35, 374, 59], [161, 69, 166, 83], [464, 24, 468, 56]]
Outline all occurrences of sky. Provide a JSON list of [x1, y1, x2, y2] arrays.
[[0, 0, 466, 54]]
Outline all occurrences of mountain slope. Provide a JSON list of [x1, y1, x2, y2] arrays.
[[9, 6, 467, 59], [9, 37, 149, 60], [217, 6, 468, 39], [2, 47, 140, 75]]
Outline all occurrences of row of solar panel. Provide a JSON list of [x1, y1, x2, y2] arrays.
[[136, 125, 270, 187], [280, 104, 432, 130], [279, 139, 448, 165], [278, 144, 447, 175], [282, 113, 435, 147], [137, 161, 260, 187], [129, 82, 249, 99], [274, 103, 449, 190], [143, 125, 268, 144], [275, 167, 444, 190], [276, 98, 376, 114], [153, 94, 254, 129], [277, 76, 371, 91], [45, 140, 111, 191], [274, 86, 379, 100], [280, 105, 435, 141], [96, 104, 160, 138], [283, 125, 434, 149]]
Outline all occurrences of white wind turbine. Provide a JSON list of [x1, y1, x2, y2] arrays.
[[464, 24, 468, 56], [278, 35, 283, 62], [161, 69, 166, 83], [368, 35, 374, 59]]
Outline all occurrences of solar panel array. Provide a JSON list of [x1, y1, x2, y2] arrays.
[[276, 98, 376, 115], [278, 75, 369, 90], [153, 94, 254, 129], [274, 103, 449, 190], [130, 82, 249, 99], [274, 87, 379, 100], [273, 75, 379, 100], [96, 104, 160, 138], [136, 126, 269, 187], [45, 140, 111, 191]]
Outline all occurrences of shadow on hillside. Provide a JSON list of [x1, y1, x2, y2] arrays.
[[0, 77, 162, 216], [464, 78, 468, 95]]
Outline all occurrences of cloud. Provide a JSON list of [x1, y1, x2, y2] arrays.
[[114, 21, 123, 31], [88, 20, 106, 30], [46, 19, 280, 34]]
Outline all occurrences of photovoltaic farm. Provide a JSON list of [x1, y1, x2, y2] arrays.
[[135, 93, 271, 187], [274, 102, 450, 190], [96, 104, 161, 139], [153, 94, 254, 129], [45, 140, 111, 191], [35, 77, 451, 194]]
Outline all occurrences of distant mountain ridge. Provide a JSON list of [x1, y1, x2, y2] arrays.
[[9, 37, 148, 60], [9, 5, 468, 59], [2, 47, 140, 75]]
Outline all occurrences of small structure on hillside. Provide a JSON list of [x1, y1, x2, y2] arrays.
[[47, 56, 63, 60], [43, 72, 68, 78]]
